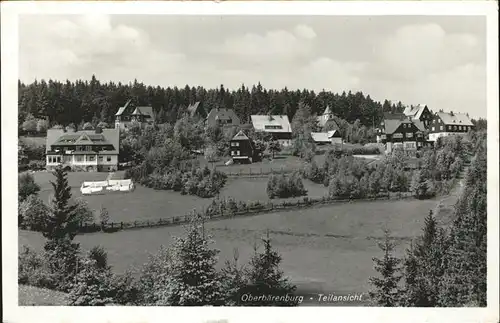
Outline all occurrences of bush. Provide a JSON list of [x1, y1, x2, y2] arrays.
[[19, 195, 49, 230], [19, 172, 40, 202], [267, 172, 307, 199], [18, 246, 58, 290], [28, 160, 46, 171]]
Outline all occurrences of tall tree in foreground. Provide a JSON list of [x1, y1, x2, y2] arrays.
[[42, 166, 81, 291], [401, 211, 447, 306], [153, 217, 224, 305], [369, 230, 402, 306], [242, 232, 297, 306], [438, 149, 487, 306]]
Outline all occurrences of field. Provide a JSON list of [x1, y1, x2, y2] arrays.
[[19, 197, 439, 304], [19, 285, 69, 306], [33, 170, 329, 222]]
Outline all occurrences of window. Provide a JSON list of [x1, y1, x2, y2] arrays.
[[406, 132, 413, 138], [75, 155, 84, 162], [453, 125, 457, 130], [107, 156, 112, 162], [432, 126, 435, 131], [440, 126, 443, 131], [98, 156, 104, 162], [236, 150, 240, 156], [87, 155, 96, 162], [264, 125, 283, 130], [418, 142, 422, 147], [393, 133, 403, 139], [227, 119, 232, 124], [231, 151, 235, 156]]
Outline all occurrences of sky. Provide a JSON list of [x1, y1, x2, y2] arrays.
[[18, 14, 487, 118]]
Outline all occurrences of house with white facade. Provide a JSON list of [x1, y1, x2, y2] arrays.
[[115, 99, 155, 130], [428, 112, 475, 142], [251, 115, 292, 146], [45, 128, 120, 172]]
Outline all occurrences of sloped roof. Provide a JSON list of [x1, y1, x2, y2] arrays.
[[322, 105, 333, 116], [251, 115, 292, 133], [404, 104, 428, 119], [436, 112, 474, 126], [131, 106, 154, 119], [412, 120, 426, 132], [47, 129, 120, 154], [311, 132, 330, 142], [231, 130, 250, 141], [115, 99, 132, 116], [207, 108, 239, 123]]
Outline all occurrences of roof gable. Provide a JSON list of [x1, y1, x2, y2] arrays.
[[231, 130, 249, 141]]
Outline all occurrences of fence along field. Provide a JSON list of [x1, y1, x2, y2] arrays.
[[19, 197, 438, 299]]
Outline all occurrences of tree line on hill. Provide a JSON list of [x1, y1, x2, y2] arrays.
[[368, 131, 487, 306], [18, 76, 409, 131], [19, 166, 299, 306]]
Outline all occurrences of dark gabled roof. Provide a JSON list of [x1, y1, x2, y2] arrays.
[[47, 129, 120, 154], [231, 130, 250, 141]]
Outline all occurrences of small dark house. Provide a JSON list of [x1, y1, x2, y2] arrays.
[[230, 130, 255, 163]]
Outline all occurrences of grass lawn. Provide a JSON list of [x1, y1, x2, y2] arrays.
[[204, 155, 307, 175], [33, 171, 329, 222], [19, 198, 438, 301], [18, 285, 69, 306]]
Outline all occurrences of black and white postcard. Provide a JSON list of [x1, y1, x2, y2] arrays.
[[2, 1, 498, 323]]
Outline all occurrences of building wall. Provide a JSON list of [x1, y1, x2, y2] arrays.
[[230, 140, 253, 158], [330, 137, 342, 145], [46, 154, 118, 171]]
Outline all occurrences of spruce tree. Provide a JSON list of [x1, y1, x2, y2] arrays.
[[242, 232, 297, 306], [43, 166, 80, 242], [368, 230, 402, 306], [402, 211, 446, 306], [154, 217, 224, 305], [42, 166, 81, 291]]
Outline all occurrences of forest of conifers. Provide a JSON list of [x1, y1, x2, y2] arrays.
[[18, 75, 407, 128]]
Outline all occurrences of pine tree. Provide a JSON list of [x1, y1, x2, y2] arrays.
[[43, 166, 80, 242], [220, 248, 248, 305], [42, 166, 81, 291], [401, 211, 446, 306], [368, 230, 402, 306], [154, 217, 224, 305], [242, 232, 297, 306]]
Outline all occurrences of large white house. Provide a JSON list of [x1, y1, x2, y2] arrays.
[[428, 112, 474, 142], [250, 115, 292, 146], [46, 128, 120, 172]]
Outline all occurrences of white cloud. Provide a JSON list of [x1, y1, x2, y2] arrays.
[[217, 27, 315, 62], [374, 23, 482, 80], [294, 24, 317, 40], [19, 14, 185, 82]]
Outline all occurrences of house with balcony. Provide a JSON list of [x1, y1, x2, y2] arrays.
[[428, 111, 475, 142], [377, 114, 426, 155], [45, 128, 120, 172], [115, 99, 155, 130], [206, 108, 240, 128], [250, 114, 292, 147]]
